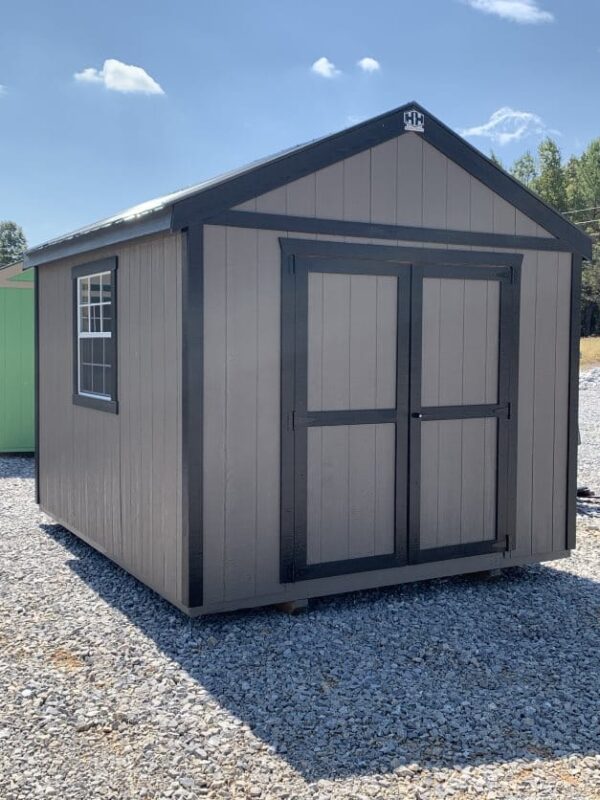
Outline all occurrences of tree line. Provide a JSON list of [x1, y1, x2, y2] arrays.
[[492, 139, 600, 336]]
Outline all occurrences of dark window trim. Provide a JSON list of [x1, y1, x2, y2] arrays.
[[71, 256, 118, 414], [72, 256, 119, 280], [72, 394, 118, 414], [280, 239, 522, 583], [566, 254, 583, 550], [181, 224, 204, 608], [208, 209, 572, 254]]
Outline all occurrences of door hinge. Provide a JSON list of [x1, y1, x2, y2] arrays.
[[287, 410, 296, 431], [287, 255, 296, 274], [494, 534, 513, 553]]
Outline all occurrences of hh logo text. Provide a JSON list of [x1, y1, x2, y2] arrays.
[[404, 110, 425, 132]]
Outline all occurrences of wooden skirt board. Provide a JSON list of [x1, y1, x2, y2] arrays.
[[280, 240, 521, 583]]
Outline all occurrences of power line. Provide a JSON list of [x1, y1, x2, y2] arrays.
[[571, 218, 600, 226], [562, 205, 600, 215]]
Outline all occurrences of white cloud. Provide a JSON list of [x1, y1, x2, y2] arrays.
[[460, 107, 555, 145], [357, 57, 381, 73], [311, 57, 341, 79], [0, 85, 6, 96], [464, 0, 554, 23], [346, 114, 365, 126], [74, 58, 164, 95]]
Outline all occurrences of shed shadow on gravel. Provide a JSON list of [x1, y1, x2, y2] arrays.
[[41, 522, 600, 781], [0, 454, 35, 478]]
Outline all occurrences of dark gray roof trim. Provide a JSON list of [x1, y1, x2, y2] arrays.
[[24, 141, 316, 268], [25, 209, 171, 268], [25, 101, 592, 267]]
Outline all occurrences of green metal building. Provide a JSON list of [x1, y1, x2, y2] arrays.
[[0, 261, 34, 453]]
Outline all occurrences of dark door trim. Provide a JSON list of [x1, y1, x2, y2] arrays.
[[281, 239, 522, 583], [408, 261, 521, 564], [281, 238, 525, 269]]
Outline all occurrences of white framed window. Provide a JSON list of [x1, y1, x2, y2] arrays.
[[73, 258, 117, 412]]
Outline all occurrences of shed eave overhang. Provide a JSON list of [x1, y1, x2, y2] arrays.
[[24, 208, 172, 269]]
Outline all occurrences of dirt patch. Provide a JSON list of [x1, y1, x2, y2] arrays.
[[581, 336, 600, 370], [49, 648, 85, 671]]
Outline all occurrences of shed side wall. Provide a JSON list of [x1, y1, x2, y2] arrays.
[[37, 232, 183, 605]]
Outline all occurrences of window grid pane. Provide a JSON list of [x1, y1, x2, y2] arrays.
[[77, 270, 114, 401]]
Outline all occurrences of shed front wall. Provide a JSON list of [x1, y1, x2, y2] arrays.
[[201, 133, 573, 612], [38, 232, 184, 607]]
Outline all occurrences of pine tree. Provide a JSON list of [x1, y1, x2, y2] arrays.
[[564, 156, 586, 216], [510, 140, 600, 336], [489, 150, 503, 169], [535, 138, 567, 211], [0, 221, 27, 267], [576, 139, 600, 212], [511, 152, 537, 188]]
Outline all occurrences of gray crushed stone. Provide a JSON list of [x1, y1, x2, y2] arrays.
[[578, 366, 600, 520], [0, 371, 599, 799]]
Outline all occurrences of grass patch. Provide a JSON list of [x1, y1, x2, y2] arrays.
[[580, 337, 600, 370]]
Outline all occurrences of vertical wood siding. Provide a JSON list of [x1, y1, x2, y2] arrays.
[[204, 133, 572, 607], [306, 423, 395, 563], [421, 278, 500, 407], [307, 273, 397, 411], [38, 233, 183, 606], [418, 274, 500, 549], [419, 418, 497, 550], [304, 270, 398, 564], [236, 136, 554, 239]]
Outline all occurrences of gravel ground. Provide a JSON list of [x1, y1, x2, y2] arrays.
[[1, 375, 600, 800], [578, 366, 600, 519]]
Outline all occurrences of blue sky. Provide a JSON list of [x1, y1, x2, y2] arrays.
[[0, 0, 597, 246]]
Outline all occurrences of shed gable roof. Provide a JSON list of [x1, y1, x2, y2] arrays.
[[25, 102, 591, 267]]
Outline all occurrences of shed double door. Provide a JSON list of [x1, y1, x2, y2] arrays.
[[281, 248, 517, 582]]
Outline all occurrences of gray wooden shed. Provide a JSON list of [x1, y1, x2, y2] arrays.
[[26, 103, 591, 615]]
